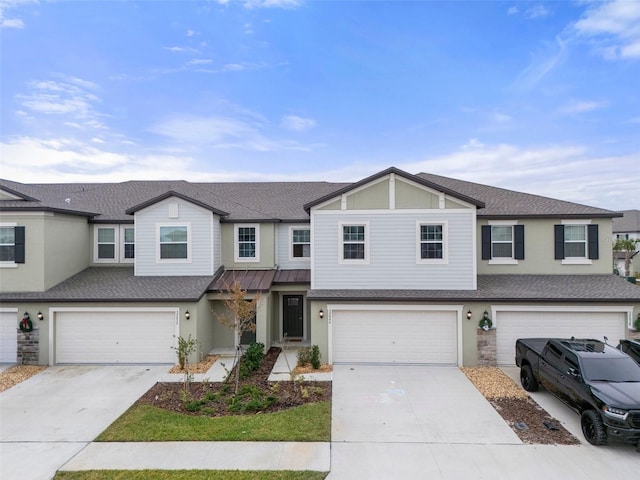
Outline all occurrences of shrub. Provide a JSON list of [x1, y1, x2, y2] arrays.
[[239, 342, 265, 379], [310, 345, 321, 369], [298, 345, 321, 369]]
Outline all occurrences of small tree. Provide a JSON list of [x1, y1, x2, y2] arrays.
[[613, 238, 640, 277], [215, 280, 261, 395]]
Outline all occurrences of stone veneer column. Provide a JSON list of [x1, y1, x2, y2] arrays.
[[17, 329, 40, 365], [476, 328, 496, 366]]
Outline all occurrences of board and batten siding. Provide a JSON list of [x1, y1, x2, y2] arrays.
[[134, 197, 219, 276], [276, 223, 311, 270], [312, 211, 475, 290]]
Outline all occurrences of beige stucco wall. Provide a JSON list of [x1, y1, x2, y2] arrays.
[[220, 223, 276, 269], [0, 212, 89, 292], [477, 218, 615, 275]]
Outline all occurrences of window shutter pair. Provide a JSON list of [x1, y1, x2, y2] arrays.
[[481, 225, 524, 260], [15, 226, 25, 263], [554, 224, 599, 260]]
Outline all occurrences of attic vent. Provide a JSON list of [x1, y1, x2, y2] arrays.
[[168, 203, 179, 218]]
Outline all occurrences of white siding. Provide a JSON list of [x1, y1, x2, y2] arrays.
[[312, 211, 475, 289], [134, 197, 218, 276], [277, 223, 311, 270]]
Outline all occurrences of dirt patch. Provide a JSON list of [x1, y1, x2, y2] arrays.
[[462, 366, 579, 445], [138, 347, 331, 416], [0, 365, 47, 393], [293, 364, 333, 375]]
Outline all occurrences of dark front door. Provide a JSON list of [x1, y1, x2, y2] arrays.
[[283, 295, 304, 338]]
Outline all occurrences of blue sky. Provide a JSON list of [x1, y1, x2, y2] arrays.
[[1, 0, 638, 210]]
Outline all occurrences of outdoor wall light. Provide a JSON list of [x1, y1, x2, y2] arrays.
[[466, 310, 472, 320], [319, 309, 325, 319], [184, 310, 190, 320], [37, 311, 44, 321], [483, 310, 489, 320]]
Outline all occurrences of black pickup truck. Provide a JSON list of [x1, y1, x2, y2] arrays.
[[515, 338, 640, 447], [618, 339, 640, 365]]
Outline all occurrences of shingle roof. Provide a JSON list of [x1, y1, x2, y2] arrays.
[[1, 168, 620, 221], [307, 275, 640, 302], [0, 267, 213, 302], [417, 173, 618, 218], [613, 210, 640, 233]]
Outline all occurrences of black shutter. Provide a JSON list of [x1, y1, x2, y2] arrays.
[[14, 226, 25, 264], [514, 225, 525, 260], [481, 225, 491, 260], [588, 224, 599, 260], [554, 225, 564, 260]]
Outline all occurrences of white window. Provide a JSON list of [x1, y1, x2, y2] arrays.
[[491, 226, 513, 258], [96, 227, 116, 261], [340, 222, 368, 263], [158, 225, 189, 261], [94, 225, 135, 263], [417, 222, 447, 263], [0, 224, 22, 265], [122, 227, 135, 262], [564, 225, 587, 257], [291, 227, 310, 259], [234, 224, 260, 262]]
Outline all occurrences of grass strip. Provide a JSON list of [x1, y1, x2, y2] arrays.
[[55, 470, 327, 480], [97, 401, 331, 442]]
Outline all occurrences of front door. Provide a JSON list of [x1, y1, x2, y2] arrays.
[[283, 295, 304, 338]]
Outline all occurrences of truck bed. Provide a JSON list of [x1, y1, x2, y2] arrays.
[[515, 338, 549, 356]]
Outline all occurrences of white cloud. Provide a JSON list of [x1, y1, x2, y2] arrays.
[[525, 5, 550, 19], [1, 17, 23, 28], [187, 58, 213, 66], [164, 46, 198, 54], [491, 112, 512, 124], [511, 36, 569, 91], [243, 0, 301, 9], [186, 29, 198, 37], [558, 99, 608, 115], [507, 6, 518, 16], [573, 0, 640, 59], [281, 115, 316, 131]]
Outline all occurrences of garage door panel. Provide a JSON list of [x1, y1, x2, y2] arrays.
[[0, 311, 17, 363], [56, 311, 176, 364], [496, 311, 626, 365], [332, 309, 457, 365]]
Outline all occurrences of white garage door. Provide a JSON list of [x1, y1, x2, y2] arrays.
[[331, 309, 458, 364], [496, 310, 627, 365], [0, 310, 18, 363], [55, 310, 177, 364]]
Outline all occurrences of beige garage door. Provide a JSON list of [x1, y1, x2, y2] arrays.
[[496, 310, 627, 365], [331, 309, 458, 364], [55, 310, 177, 364]]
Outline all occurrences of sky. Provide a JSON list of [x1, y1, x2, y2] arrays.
[[0, 0, 639, 211]]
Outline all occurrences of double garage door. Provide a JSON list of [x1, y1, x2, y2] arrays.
[[331, 308, 459, 365], [54, 310, 177, 364], [495, 310, 628, 365]]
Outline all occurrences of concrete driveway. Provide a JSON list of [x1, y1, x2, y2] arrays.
[[331, 364, 520, 444], [0, 365, 165, 480], [328, 364, 639, 480]]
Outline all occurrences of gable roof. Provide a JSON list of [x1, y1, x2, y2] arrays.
[[417, 173, 619, 218], [0, 167, 621, 222], [613, 210, 640, 233], [303, 166, 485, 212]]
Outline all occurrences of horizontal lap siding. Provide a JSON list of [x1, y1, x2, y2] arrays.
[[135, 198, 216, 276], [313, 212, 474, 289]]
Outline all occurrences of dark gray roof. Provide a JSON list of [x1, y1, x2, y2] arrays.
[[1, 167, 620, 222], [308, 275, 640, 303], [209, 269, 277, 293], [613, 210, 640, 233], [0, 267, 213, 302], [417, 173, 619, 218]]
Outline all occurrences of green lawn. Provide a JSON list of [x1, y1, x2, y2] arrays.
[[55, 471, 328, 480], [96, 401, 331, 442]]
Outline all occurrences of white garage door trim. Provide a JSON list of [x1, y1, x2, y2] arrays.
[[49, 307, 179, 365], [493, 305, 632, 366], [1, 308, 18, 363], [327, 304, 463, 366]]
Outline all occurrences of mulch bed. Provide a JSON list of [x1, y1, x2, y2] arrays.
[[138, 347, 332, 416]]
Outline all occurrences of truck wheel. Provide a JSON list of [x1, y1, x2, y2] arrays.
[[581, 410, 607, 446], [520, 364, 538, 392]]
